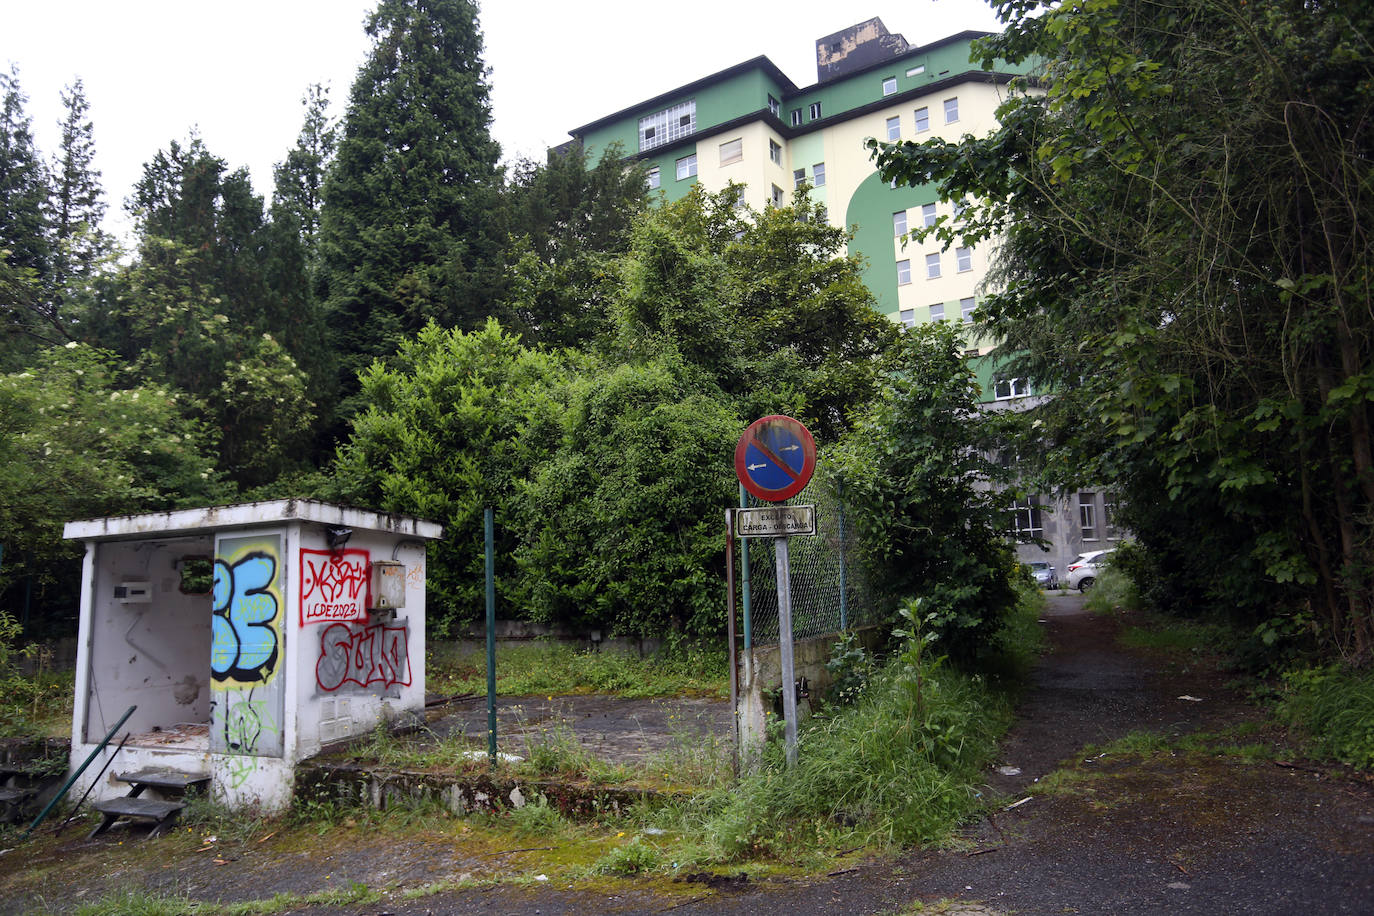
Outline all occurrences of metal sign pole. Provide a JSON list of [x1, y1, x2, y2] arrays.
[[774, 535, 798, 767]]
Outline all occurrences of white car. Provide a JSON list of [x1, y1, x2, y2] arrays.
[[1066, 549, 1114, 591]]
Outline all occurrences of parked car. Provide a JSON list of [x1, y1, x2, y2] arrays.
[[1066, 549, 1114, 591], [1026, 561, 1058, 589]]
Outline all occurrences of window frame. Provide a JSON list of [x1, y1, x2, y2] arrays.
[[897, 259, 912, 285], [921, 203, 937, 228], [882, 76, 898, 96], [769, 139, 782, 165], [719, 138, 743, 166], [812, 162, 826, 186], [675, 153, 697, 181], [925, 252, 941, 279], [885, 116, 901, 141], [1079, 492, 1098, 541], [893, 210, 908, 237], [929, 302, 945, 321], [809, 101, 822, 120], [955, 246, 972, 272], [914, 106, 930, 132], [960, 296, 976, 323], [943, 96, 959, 123], [646, 166, 661, 190]]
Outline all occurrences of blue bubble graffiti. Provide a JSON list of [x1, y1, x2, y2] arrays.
[[211, 549, 281, 684]]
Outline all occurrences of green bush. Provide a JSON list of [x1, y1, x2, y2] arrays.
[[1083, 565, 1140, 615], [1276, 665, 1374, 770]]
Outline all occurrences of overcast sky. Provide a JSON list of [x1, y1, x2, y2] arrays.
[[3, 0, 1004, 241]]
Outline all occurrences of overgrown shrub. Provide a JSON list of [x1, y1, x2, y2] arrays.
[[671, 603, 1011, 859], [1276, 666, 1374, 770]]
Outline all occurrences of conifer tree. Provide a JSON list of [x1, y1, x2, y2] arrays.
[[49, 78, 109, 299], [0, 66, 56, 363], [317, 0, 504, 408]]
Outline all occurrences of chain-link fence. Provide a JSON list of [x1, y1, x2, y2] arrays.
[[737, 480, 890, 645]]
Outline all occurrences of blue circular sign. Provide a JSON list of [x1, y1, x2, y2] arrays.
[[734, 415, 817, 502]]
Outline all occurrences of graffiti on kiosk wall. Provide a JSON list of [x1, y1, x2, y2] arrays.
[[210, 686, 282, 787], [315, 621, 412, 693], [212, 540, 282, 685], [300, 548, 371, 625]]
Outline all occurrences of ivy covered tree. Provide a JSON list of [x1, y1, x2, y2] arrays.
[[872, 0, 1374, 661], [830, 322, 1020, 664], [317, 0, 505, 411], [329, 319, 567, 632], [612, 185, 900, 443]]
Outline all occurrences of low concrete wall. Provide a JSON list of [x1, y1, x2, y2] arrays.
[[735, 626, 885, 763], [296, 761, 675, 819]]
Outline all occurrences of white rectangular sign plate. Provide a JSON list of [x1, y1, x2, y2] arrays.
[[735, 505, 817, 538]]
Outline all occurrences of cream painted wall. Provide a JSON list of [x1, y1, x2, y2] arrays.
[[694, 121, 793, 210]]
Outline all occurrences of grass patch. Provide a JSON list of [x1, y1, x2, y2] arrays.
[[1276, 664, 1374, 770], [651, 603, 1013, 864], [1082, 567, 1139, 615], [428, 640, 728, 699]]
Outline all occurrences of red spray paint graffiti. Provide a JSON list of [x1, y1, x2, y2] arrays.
[[300, 548, 370, 625], [315, 621, 412, 692]]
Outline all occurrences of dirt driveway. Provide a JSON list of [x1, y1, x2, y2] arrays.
[[3, 595, 1372, 914]]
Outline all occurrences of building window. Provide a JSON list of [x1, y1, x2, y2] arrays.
[[809, 101, 822, 120], [882, 76, 897, 96], [994, 375, 1031, 400], [893, 210, 907, 237], [914, 106, 930, 132], [646, 166, 660, 190], [930, 302, 945, 321], [907, 64, 925, 77], [791, 108, 802, 127], [719, 138, 743, 166], [812, 162, 826, 186], [899, 307, 915, 328], [921, 203, 937, 227], [926, 253, 941, 279], [1009, 498, 1044, 539], [769, 139, 782, 165], [897, 259, 912, 285], [676, 154, 697, 180], [639, 99, 696, 152], [1104, 496, 1121, 539], [956, 247, 972, 272], [794, 168, 807, 188], [771, 183, 784, 206], [944, 96, 959, 123], [1080, 492, 1098, 541], [885, 116, 901, 141], [961, 296, 976, 322], [768, 95, 780, 117]]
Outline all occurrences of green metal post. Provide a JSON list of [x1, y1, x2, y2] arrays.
[[837, 493, 849, 632], [485, 507, 497, 767], [22, 704, 136, 838], [739, 484, 753, 650]]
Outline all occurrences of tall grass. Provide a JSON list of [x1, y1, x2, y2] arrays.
[[663, 603, 1013, 860], [1083, 566, 1140, 615], [1276, 665, 1374, 770]]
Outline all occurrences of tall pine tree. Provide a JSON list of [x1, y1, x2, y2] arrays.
[[317, 0, 505, 411], [0, 66, 56, 365], [49, 78, 109, 305]]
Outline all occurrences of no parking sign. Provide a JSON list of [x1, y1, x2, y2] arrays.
[[733, 415, 816, 502]]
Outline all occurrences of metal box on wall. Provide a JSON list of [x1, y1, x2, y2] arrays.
[[369, 561, 407, 610]]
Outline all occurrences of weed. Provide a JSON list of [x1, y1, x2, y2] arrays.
[[507, 796, 568, 837], [1083, 566, 1139, 615], [1276, 665, 1374, 770], [522, 722, 598, 779], [592, 836, 663, 875]]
